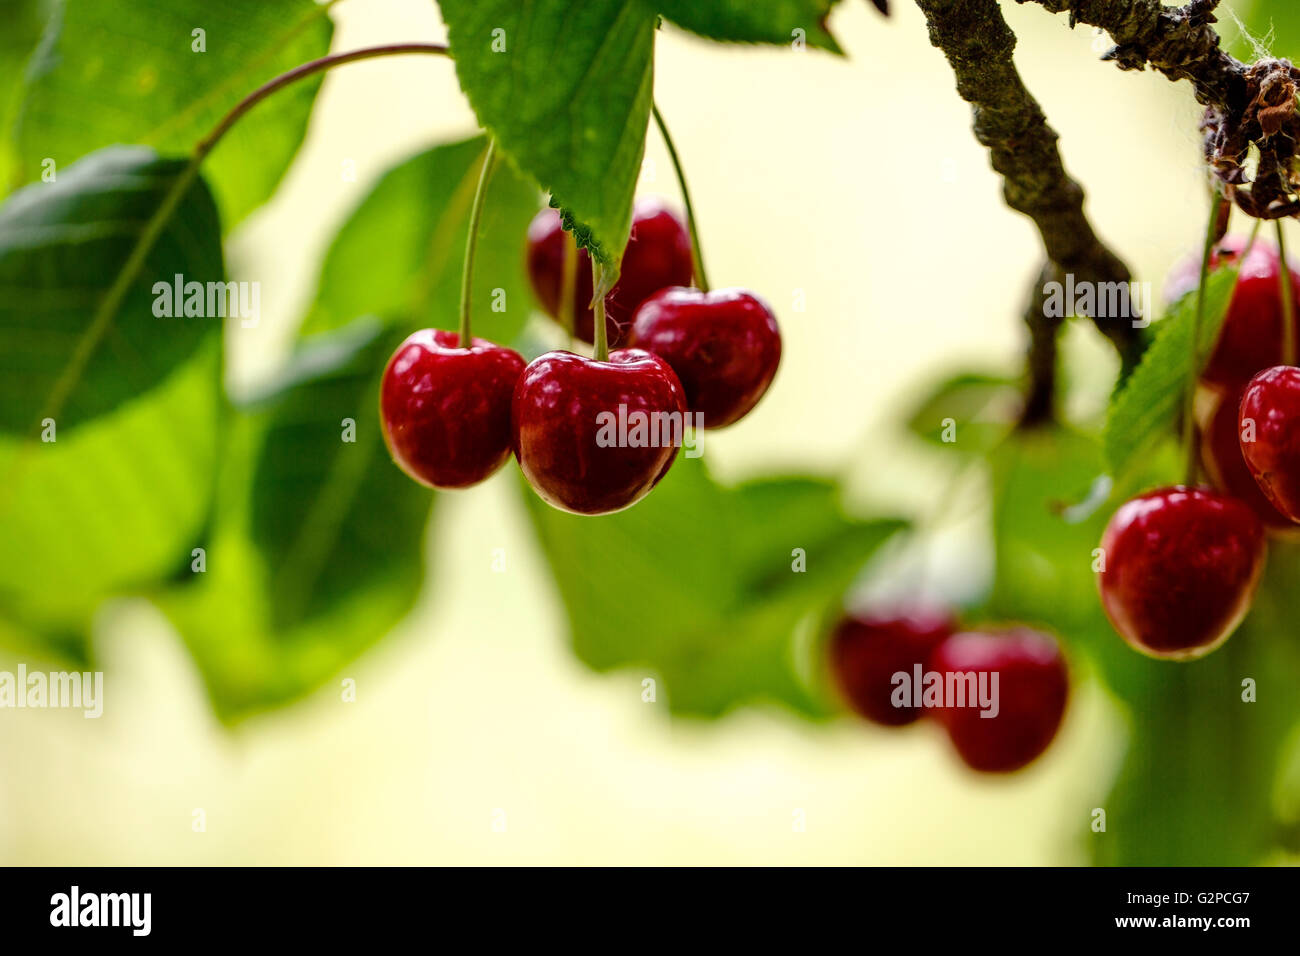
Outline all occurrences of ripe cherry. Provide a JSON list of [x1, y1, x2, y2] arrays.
[[1165, 236, 1300, 390], [380, 329, 526, 489], [526, 198, 694, 346], [1200, 387, 1296, 531], [828, 609, 955, 727], [512, 349, 687, 515], [629, 287, 781, 428], [926, 629, 1068, 774], [1097, 487, 1266, 659], [1239, 365, 1300, 523]]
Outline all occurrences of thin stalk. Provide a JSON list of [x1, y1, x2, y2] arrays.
[[1182, 190, 1223, 485], [592, 258, 609, 362], [1278, 221, 1296, 367], [651, 102, 710, 291], [458, 140, 498, 347]]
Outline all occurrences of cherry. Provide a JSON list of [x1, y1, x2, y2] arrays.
[[380, 329, 526, 489], [926, 629, 1068, 774], [629, 287, 781, 428], [1165, 236, 1300, 390], [828, 609, 956, 726], [1239, 365, 1300, 523], [512, 348, 687, 514], [1200, 386, 1296, 530], [1097, 487, 1265, 660], [526, 198, 694, 346]]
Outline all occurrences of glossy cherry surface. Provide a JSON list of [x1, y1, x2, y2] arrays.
[[526, 198, 694, 346], [1239, 365, 1300, 523], [1201, 386, 1296, 530], [630, 287, 781, 428], [1097, 487, 1265, 659], [1165, 236, 1300, 389], [926, 629, 1068, 774], [380, 329, 525, 489], [828, 609, 956, 726], [512, 348, 687, 515]]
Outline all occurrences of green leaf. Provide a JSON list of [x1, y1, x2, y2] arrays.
[[158, 320, 435, 721], [0, 338, 221, 661], [1234, 0, 1300, 61], [654, 0, 843, 51], [0, 145, 223, 436], [440, 0, 657, 271], [1102, 266, 1238, 475], [13, 0, 333, 227], [0, 0, 54, 197], [905, 371, 1019, 454], [521, 456, 904, 717], [300, 136, 539, 344]]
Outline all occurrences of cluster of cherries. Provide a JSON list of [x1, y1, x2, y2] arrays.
[[828, 610, 1070, 773], [379, 198, 782, 514], [1099, 235, 1300, 660]]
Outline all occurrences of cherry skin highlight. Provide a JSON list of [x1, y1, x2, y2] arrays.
[[828, 609, 956, 727], [1200, 387, 1296, 531], [380, 329, 526, 489], [630, 287, 782, 428], [1239, 365, 1300, 523], [512, 348, 687, 515], [526, 198, 694, 346], [926, 629, 1069, 774], [1165, 236, 1300, 390], [1097, 487, 1266, 660]]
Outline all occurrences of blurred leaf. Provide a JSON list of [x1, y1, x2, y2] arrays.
[[521, 457, 904, 717], [300, 136, 539, 344], [0, 145, 222, 435], [440, 0, 655, 271], [158, 320, 435, 722], [14, 0, 333, 226], [1103, 266, 1237, 476], [655, 0, 844, 51], [905, 371, 1018, 454], [0, 338, 221, 661], [0, 0, 54, 197], [1233, 0, 1300, 61]]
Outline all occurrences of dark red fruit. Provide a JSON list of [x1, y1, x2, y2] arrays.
[[526, 198, 694, 346], [1239, 365, 1300, 523], [380, 329, 526, 489], [828, 609, 955, 726], [1097, 487, 1265, 659], [1200, 387, 1296, 530], [1165, 236, 1300, 389], [629, 287, 781, 428], [927, 629, 1068, 774], [512, 349, 687, 515]]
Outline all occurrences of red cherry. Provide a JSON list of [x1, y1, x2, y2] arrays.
[[525, 198, 694, 346], [629, 287, 782, 429], [828, 609, 955, 726], [926, 629, 1068, 774], [1239, 365, 1300, 522], [1165, 236, 1300, 389], [1200, 386, 1296, 530], [380, 329, 526, 489], [1097, 487, 1266, 659], [512, 348, 687, 515]]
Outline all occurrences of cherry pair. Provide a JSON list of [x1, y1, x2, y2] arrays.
[[828, 611, 1069, 773], [379, 331, 683, 513]]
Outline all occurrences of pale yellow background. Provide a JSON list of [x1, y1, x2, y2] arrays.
[[0, 0, 1255, 864]]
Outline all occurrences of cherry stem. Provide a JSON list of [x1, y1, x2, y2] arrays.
[[652, 102, 711, 292], [1277, 221, 1296, 367], [592, 258, 610, 362], [194, 43, 450, 161], [458, 139, 498, 347], [1182, 187, 1223, 485]]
